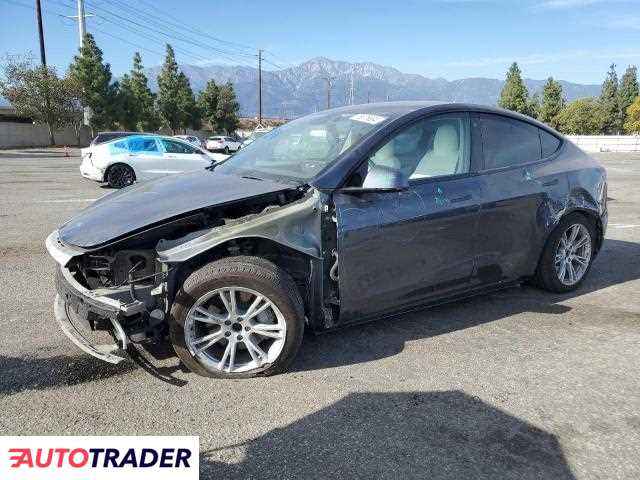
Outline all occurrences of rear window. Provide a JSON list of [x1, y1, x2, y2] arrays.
[[540, 130, 561, 157], [480, 114, 541, 170]]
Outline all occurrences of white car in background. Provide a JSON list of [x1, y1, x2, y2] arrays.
[[173, 134, 204, 148], [242, 127, 273, 147], [80, 135, 228, 188], [206, 135, 241, 153]]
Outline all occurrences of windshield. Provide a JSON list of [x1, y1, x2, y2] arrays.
[[215, 109, 395, 183]]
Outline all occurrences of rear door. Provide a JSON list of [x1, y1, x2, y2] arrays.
[[474, 113, 568, 284], [160, 138, 212, 174], [125, 137, 166, 181], [333, 112, 482, 323]]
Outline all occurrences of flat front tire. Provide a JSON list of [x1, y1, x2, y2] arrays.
[[169, 256, 305, 378]]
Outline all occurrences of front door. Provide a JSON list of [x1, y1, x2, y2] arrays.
[[160, 138, 212, 174], [333, 112, 481, 323]]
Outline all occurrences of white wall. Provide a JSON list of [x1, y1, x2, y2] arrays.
[[0, 122, 92, 149], [566, 135, 640, 153]]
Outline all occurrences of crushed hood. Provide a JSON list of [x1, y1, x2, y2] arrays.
[[59, 171, 295, 248]]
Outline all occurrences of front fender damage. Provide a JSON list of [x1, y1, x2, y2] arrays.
[[156, 189, 323, 263]]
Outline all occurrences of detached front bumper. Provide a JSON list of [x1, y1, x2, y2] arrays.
[[46, 231, 146, 364]]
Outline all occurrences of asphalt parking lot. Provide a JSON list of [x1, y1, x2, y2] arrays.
[[0, 148, 638, 479]]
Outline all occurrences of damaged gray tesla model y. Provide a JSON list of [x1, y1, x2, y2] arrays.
[[46, 101, 608, 378]]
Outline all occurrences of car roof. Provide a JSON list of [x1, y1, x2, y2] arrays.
[[320, 101, 559, 135]]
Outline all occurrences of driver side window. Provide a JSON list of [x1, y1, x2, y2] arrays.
[[357, 113, 471, 187], [161, 139, 198, 154]]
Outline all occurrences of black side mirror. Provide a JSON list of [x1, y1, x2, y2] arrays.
[[339, 164, 409, 194]]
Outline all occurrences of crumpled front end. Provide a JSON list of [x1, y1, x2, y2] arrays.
[[46, 230, 161, 363], [45, 183, 323, 365]]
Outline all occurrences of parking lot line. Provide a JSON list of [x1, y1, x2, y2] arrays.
[[36, 198, 98, 203]]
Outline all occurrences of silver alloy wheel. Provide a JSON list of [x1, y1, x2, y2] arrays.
[[184, 287, 287, 374], [554, 223, 592, 286]]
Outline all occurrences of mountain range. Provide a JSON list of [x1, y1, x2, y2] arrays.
[[142, 57, 602, 118]]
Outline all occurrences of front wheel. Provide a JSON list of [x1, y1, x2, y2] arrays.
[[533, 213, 596, 292], [169, 256, 305, 378]]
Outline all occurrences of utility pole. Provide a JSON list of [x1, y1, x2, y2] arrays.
[[77, 0, 87, 47], [367, 90, 371, 103], [65, 0, 93, 125], [349, 67, 355, 105], [321, 77, 333, 109], [35, 0, 46, 66], [257, 49, 263, 126]]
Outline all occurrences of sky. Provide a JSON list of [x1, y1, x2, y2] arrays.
[[1, 0, 639, 84]]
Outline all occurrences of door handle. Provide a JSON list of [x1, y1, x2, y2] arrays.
[[451, 194, 472, 203], [542, 179, 559, 187]]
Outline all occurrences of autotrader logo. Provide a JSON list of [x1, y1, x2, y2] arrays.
[[1, 436, 198, 480]]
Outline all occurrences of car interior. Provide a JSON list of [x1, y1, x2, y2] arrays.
[[358, 116, 471, 187]]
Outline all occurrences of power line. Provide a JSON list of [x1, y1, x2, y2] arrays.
[[133, 0, 256, 54], [83, 0, 257, 66], [48, 0, 230, 66]]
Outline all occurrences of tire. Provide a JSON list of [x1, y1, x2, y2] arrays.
[[533, 213, 596, 293], [169, 256, 305, 378], [106, 163, 135, 189], [224, 146, 230, 154]]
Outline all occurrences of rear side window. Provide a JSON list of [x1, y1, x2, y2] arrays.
[[540, 130, 561, 157], [480, 114, 541, 170], [109, 140, 129, 154], [128, 137, 159, 153]]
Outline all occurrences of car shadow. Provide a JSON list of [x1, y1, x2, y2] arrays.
[[200, 390, 577, 479], [291, 238, 640, 373], [0, 353, 137, 396]]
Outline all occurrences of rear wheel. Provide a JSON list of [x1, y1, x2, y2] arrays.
[[224, 146, 230, 154], [106, 163, 135, 188], [533, 213, 596, 292], [169, 256, 305, 378]]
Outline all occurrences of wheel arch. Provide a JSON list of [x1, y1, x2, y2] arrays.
[[104, 161, 137, 183], [169, 236, 320, 326], [562, 207, 604, 255], [533, 207, 603, 279]]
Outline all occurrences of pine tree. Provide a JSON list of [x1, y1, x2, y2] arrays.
[[197, 80, 219, 131], [68, 33, 118, 134], [527, 93, 540, 120], [117, 73, 138, 131], [215, 82, 240, 134], [498, 62, 531, 115], [538, 77, 565, 129], [618, 65, 639, 131], [599, 63, 620, 134], [156, 44, 182, 133], [128, 52, 158, 131], [176, 72, 200, 131]]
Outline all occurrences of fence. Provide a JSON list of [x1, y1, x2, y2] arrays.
[[0, 122, 92, 149], [566, 135, 640, 153]]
